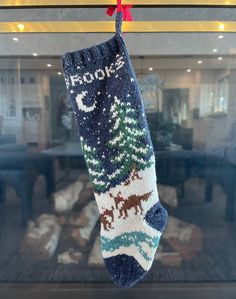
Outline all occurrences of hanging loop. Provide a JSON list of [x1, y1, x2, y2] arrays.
[[116, 11, 123, 34]]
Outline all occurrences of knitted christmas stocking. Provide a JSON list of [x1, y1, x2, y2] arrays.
[[62, 12, 168, 287]]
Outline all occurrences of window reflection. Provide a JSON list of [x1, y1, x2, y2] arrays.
[[0, 55, 235, 283]]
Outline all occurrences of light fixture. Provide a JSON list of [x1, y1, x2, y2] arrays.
[[12, 37, 18, 42], [218, 35, 224, 39], [198, 60, 203, 64], [17, 23, 25, 31], [148, 67, 153, 71], [47, 64, 52, 68], [218, 56, 223, 60], [32, 53, 38, 57], [212, 49, 218, 53], [219, 23, 225, 31], [57, 72, 62, 75], [186, 69, 191, 73]]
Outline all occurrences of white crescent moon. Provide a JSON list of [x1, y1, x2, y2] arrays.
[[75, 91, 96, 112]]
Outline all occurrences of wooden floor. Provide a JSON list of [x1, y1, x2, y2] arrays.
[[1, 283, 236, 299]]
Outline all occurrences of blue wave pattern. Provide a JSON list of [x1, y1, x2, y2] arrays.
[[101, 231, 160, 262]]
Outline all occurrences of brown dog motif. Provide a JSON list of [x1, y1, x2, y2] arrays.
[[110, 190, 153, 219], [100, 206, 114, 231], [119, 191, 153, 219], [109, 192, 124, 209]]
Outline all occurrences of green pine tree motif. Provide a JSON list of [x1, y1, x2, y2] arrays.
[[107, 96, 154, 182], [80, 136, 109, 192]]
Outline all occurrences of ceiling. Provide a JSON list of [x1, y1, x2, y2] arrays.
[[1, 7, 236, 57]]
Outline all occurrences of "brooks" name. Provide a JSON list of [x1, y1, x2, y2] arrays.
[[67, 54, 125, 88]]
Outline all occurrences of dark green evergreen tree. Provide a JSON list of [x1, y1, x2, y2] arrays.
[[107, 96, 154, 182], [80, 136, 108, 192]]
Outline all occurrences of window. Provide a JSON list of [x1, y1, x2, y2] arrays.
[[199, 74, 229, 117], [0, 4, 236, 298], [29, 77, 36, 84], [215, 76, 229, 114]]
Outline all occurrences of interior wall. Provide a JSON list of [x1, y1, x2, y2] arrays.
[[0, 65, 235, 150], [157, 68, 235, 150], [0, 70, 51, 147]]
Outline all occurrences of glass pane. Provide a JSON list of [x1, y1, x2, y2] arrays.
[[0, 7, 235, 291]]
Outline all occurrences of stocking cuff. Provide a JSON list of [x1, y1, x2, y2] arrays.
[[62, 12, 124, 71], [62, 34, 124, 71]]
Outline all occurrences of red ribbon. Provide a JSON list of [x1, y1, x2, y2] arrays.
[[106, 0, 133, 21]]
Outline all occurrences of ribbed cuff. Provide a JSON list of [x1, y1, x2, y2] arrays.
[[62, 33, 123, 70]]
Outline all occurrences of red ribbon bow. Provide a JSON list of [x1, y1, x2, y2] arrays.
[[106, 0, 133, 21]]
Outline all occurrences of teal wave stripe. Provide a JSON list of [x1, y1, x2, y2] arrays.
[[101, 231, 160, 262]]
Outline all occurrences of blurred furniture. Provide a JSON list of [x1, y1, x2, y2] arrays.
[[42, 142, 83, 157], [0, 144, 27, 152], [156, 150, 236, 222], [156, 123, 193, 150], [209, 122, 236, 165], [0, 134, 16, 145], [172, 125, 193, 150], [0, 153, 55, 225], [146, 113, 193, 151], [42, 142, 86, 178]]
